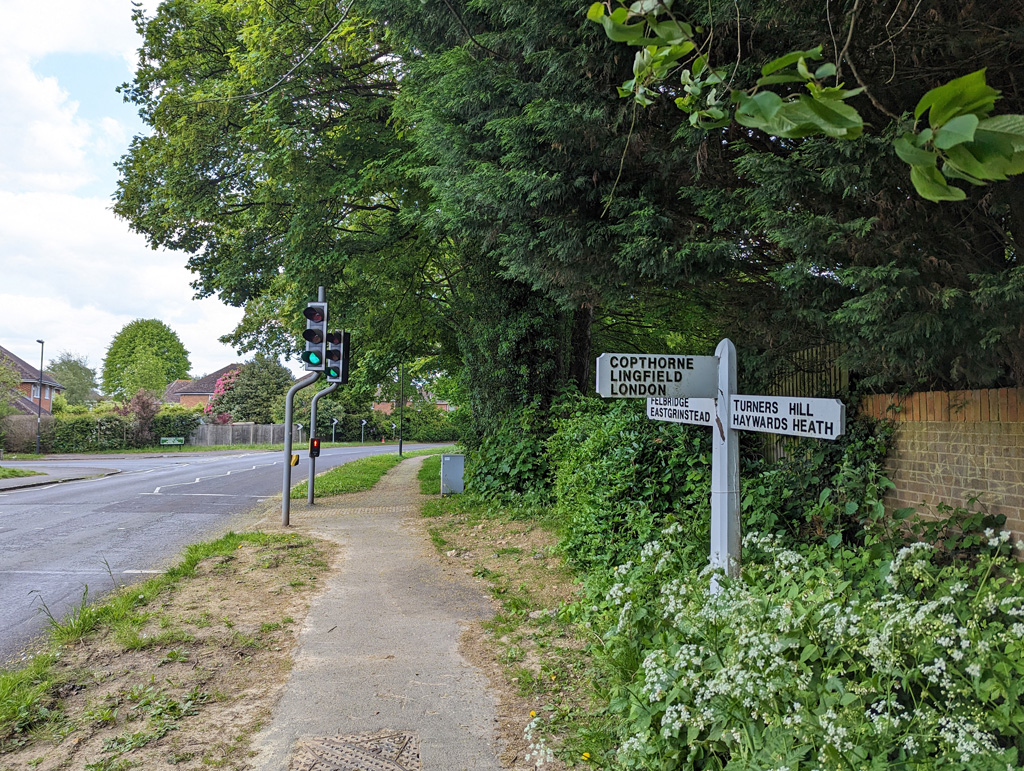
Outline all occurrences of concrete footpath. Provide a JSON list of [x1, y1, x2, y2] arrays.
[[250, 457, 503, 771]]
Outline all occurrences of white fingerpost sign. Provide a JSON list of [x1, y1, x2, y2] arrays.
[[730, 395, 846, 440], [596, 353, 718, 399], [646, 397, 716, 426], [597, 338, 846, 595]]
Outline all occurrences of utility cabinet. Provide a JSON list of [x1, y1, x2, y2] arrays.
[[440, 454, 465, 495]]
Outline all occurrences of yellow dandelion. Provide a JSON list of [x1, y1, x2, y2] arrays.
[[530, 710, 536, 717], [582, 752, 591, 761]]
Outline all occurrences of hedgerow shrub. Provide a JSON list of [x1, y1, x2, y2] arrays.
[[150, 406, 202, 441], [465, 400, 552, 501], [548, 399, 711, 572], [596, 526, 1024, 770]]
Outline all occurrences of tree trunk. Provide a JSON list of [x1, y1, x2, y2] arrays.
[[569, 303, 594, 394]]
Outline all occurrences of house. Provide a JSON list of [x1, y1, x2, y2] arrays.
[[372, 388, 456, 415], [161, 364, 242, 408], [0, 344, 65, 416]]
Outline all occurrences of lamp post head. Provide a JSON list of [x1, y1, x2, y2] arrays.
[[36, 339, 44, 345]]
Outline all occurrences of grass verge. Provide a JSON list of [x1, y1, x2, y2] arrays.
[[419, 493, 604, 768], [0, 468, 42, 479], [0, 530, 333, 768], [418, 454, 442, 495], [291, 446, 452, 499]]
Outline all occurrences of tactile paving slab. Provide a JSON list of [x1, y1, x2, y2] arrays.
[[290, 731, 421, 771]]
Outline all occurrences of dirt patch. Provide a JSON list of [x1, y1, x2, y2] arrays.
[[0, 532, 336, 771]]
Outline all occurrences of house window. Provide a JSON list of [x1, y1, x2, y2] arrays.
[[32, 384, 40, 399], [45, 386, 51, 399]]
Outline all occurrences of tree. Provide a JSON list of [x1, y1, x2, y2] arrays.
[[47, 351, 98, 406], [102, 319, 191, 400], [207, 356, 293, 424], [0, 354, 21, 418]]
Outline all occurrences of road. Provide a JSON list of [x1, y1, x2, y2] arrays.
[[0, 444, 435, 664]]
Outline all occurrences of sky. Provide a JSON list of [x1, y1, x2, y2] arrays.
[[0, 0, 253, 387]]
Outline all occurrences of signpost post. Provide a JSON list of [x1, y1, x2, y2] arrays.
[[597, 338, 846, 593]]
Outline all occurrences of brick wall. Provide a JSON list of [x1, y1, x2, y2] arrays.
[[860, 388, 1024, 536]]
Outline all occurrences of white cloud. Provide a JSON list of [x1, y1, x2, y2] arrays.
[[0, 1, 255, 391], [0, 57, 95, 192], [0, 190, 244, 381]]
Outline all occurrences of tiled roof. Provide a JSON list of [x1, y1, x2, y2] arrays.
[[161, 379, 194, 404], [168, 364, 243, 398], [10, 394, 48, 416], [0, 345, 64, 390]]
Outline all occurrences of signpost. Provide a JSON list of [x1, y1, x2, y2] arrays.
[[646, 397, 716, 426], [599, 339, 846, 593], [596, 353, 717, 399], [159, 437, 185, 446]]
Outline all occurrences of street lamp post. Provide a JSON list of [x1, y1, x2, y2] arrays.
[[35, 339, 44, 454]]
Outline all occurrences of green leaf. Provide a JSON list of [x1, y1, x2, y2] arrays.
[[599, 7, 648, 43], [756, 72, 806, 87], [894, 136, 938, 167], [910, 164, 967, 202], [933, 113, 980, 149], [914, 69, 1000, 127], [629, 0, 663, 14], [586, 2, 605, 22], [761, 46, 823, 77], [733, 90, 784, 125], [814, 62, 836, 80], [975, 114, 1024, 152], [945, 144, 1004, 181], [827, 533, 842, 548], [651, 19, 694, 44], [801, 96, 864, 138]]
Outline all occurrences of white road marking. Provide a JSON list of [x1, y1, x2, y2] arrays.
[[148, 463, 279, 495]]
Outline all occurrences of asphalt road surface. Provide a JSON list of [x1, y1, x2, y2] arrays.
[[0, 444, 435, 664]]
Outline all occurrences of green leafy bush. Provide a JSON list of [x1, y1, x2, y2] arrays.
[[549, 399, 711, 573], [150, 407, 201, 441], [597, 527, 1024, 770], [464, 402, 551, 502], [51, 414, 131, 453]]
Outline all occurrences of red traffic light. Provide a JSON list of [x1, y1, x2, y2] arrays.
[[303, 306, 325, 323], [309, 437, 322, 458]]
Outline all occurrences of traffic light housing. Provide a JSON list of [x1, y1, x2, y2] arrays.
[[325, 330, 350, 383], [309, 437, 321, 457], [300, 302, 328, 371]]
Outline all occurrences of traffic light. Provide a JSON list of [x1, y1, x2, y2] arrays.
[[325, 330, 350, 383], [300, 301, 328, 371], [309, 437, 321, 457]]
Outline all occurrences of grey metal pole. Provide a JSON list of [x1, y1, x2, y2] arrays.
[[710, 338, 740, 594], [35, 339, 44, 453], [398, 360, 404, 457], [282, 372, 320, 526], [308, 382, 338, 505], [332, 418, 338, 443]]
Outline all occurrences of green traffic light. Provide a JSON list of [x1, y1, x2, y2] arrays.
[[327, 366, 340, 378], [301, 351, 323, 365]]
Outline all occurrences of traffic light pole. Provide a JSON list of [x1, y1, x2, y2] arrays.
[[282, 371, 320, 527], [308, 381, 338, 505]]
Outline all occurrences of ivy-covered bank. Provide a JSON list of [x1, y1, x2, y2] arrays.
[[463, 399, 1023, 770]]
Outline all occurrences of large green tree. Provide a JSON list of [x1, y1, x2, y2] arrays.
[[102, 319, 191, 400], [47, 351, 98, 406], [114, 0, 1024, 427]]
